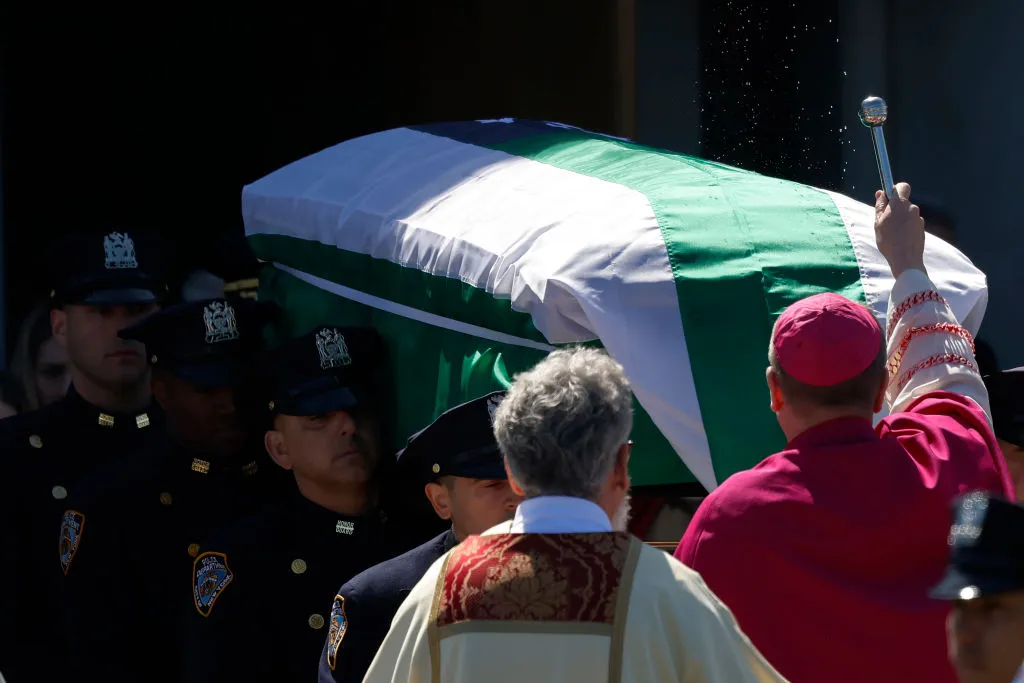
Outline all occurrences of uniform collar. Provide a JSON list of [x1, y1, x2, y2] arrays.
[[786, 416, 879, 451], [64, 384, 157, 431], [168, 440, 261, 479], [291, 487, 385, 540], [441, 527, 459, 552]]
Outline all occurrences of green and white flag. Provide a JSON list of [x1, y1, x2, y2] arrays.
[[243, 119, 987, 491]]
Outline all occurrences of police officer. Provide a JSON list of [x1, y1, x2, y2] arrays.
[[0, 230, 166, 682], [181, 325, 416, 683], [59, 297, 285, 682], [318, 391, 523, 683], [931, 492, 1024, 683], [985, 368, 1024, 500]]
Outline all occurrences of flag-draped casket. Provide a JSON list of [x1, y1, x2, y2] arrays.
[[243, 119, 988, 491]]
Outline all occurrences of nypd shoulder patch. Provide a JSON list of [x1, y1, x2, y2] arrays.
[[327, 594, 348, 670], [59, 510, 85, 576], [193, 551, 233, 617]]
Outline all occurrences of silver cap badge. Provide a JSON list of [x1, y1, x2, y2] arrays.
[[203, 301, 240, 344], [316, 328, 352, 370], [103, 232, 138, 270]]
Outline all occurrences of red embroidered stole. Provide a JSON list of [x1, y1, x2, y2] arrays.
[[435, 532, 638, 628]]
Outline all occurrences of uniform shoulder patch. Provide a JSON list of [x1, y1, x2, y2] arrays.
[[327, 594, 348, 670], [193, 551, 233, 617], [59, 510, 85, 576]]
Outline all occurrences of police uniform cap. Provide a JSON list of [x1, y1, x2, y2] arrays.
[[263, 326, 385, 417], [118, 298, 276, 389], [397, 391, 507, 483], [984, 367, 1024, 447], [930, 492, 1024, 600], [49, 231, 166, 307]]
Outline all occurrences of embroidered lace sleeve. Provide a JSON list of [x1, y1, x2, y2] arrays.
[[884, 269, 990, 421]]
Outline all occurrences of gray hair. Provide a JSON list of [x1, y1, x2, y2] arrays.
[[493, 347, 634, 500]]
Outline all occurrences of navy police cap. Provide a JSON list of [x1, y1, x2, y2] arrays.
[[50, 231, 167, 306], [930, 492, 1024, 601], [119, 298, 276, 389], [397, 391, 507, 483], [263, 326, 385, 417]]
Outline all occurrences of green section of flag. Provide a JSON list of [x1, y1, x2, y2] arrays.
[[489, 131, 866, 480], [248, 234, 550, 346], [258, 265, 696, 486]]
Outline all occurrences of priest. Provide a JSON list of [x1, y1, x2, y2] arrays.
[[363, 347, 785, 683], [675, 182, 1015, 683]]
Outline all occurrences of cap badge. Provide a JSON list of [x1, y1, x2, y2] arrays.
[[103, 232, 138, 270], [487, 395, 503, 422], [948, 492, 989, 546], [316, 328, 352, 370], [203, 301, 240, 344]]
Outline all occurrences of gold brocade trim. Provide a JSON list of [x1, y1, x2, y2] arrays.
[[437, 620, 613, 639], [191, 459, 211, 474], [607, 538, 642, 683], [98, 413, 115, 427], [428, 552, 454, 683]]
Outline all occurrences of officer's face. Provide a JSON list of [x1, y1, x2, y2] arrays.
[[52, 303, 158, 389], [428, 477, 521, 539], [152, 372, 244, 457], [948, 590, 1024, 683], [268, 409, 380, 486]]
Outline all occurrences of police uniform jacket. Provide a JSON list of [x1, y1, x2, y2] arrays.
[[0, 386, 163, 683], [318, 528, 458, 682], [316, 390, 511, 683], [180, 486, 405, 683], [57, 435, 285, 683]]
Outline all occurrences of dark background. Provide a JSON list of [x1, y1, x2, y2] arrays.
[[1, 1, 843, 356]]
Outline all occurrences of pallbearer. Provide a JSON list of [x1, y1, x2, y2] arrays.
[[181, 326, 419, 683], [0, 230, 166, 682], [60, 297, 284, 683], [931, 492, 1024, 683], [318, 392, 522, 683]]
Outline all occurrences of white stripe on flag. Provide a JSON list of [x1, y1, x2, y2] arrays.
[[825, 189, 989, 336], [272, 262, 558, 352]]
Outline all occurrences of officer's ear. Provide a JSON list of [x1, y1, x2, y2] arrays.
[[264, 429, 293, 470], [424, 480, 453, 521], [50, 308, 68, 349]]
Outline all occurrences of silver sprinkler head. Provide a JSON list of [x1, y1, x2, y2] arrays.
[[858, 96, 888, 127]]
